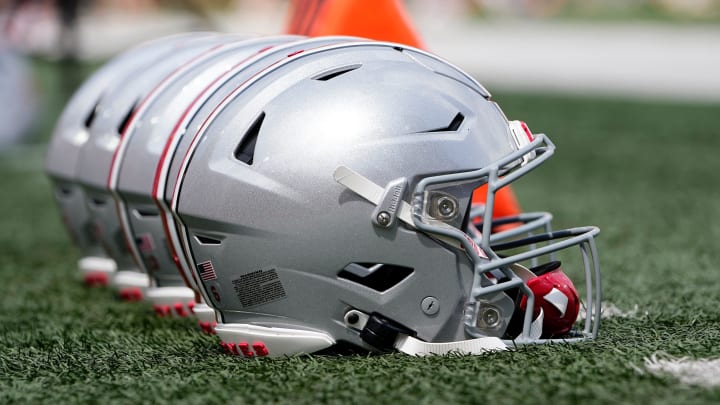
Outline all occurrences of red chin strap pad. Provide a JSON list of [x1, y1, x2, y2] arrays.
[[521, 268, 581, 337]]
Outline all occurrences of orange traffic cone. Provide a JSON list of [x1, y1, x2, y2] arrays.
[[473, 184, 521, 218], [285, 0, 424, 47], [285, 0, 522, 220]]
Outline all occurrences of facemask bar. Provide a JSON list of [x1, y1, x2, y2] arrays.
[[468, 206, 556, 267], [488, 227, 601, 340], [469, 205, 553, 243], [412, 133, 601, 344]]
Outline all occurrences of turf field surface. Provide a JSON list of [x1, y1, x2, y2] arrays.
[[0, 60, 718, 404]]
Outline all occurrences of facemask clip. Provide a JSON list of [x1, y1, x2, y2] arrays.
[[371, 177, 408, 228], [466, 290, 516, 338], [509, 120, 537, 166]]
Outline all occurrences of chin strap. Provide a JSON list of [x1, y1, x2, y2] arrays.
[[393, 309, 543, 355], [348, 310, 520, 356], [529, 308, 544, 341], [394, 334, 508, 356]]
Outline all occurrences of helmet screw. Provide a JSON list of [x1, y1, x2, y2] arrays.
[[421, 296, 440, 315], [436, 196, 457, 219], [376, 211, 391, 227], [479, 306, 501, 328], [346, 312, 360, 324]]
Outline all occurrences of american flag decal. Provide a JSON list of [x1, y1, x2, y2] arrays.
[[197, 260, 217, 281]]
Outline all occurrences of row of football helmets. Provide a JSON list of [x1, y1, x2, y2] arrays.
[[46, 33, 601, 358]]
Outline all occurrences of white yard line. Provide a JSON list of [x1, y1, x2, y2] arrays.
[[577, 301, 643, 321], [637, 352, 720, 388]]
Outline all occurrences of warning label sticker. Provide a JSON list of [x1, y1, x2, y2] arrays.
[[232, 269, 287, 308]]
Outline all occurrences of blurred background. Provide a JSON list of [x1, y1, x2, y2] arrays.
[[1, 3, 719, 400], [1, 0, 719, 151]]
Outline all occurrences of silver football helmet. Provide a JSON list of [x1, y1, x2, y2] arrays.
[[150, 36, 359, 328], [108, 35, 312, 320], [74, 32, 238, 300], [0, 45, 35, 150], [173, 41, 601, 357], [45, 33, 215, 287]]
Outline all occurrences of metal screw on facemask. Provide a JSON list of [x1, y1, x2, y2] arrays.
[[435, 196, 457, 219], [479, 306, 501, 328], [376, 211, 391, 227], [346, 312, 360, 324], [421, 296, 440, 315]]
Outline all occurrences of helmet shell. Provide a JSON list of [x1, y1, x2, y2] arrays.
[[176, 42, 515, 347], [112, 36, 302, 287], [45, 33, 217, 259], [74, 33, 236, 274]]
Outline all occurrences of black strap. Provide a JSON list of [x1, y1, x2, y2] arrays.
[[360, 313, 415, 352]]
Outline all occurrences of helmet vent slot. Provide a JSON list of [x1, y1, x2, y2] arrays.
[[426, 112, 465, 133], [133, 208, 159, 218], [118, 99, 139, 136], [83, 98, 100, 129], [313, 64, 361, 81], [234, 112, 264, 165], [338, 263, 414, 292], [194, 234, 222, 245], [57, 186, 73, 196], [90, 197, 106, 207]]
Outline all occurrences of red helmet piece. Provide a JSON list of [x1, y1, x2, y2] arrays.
[[520, 263, 581, 337]]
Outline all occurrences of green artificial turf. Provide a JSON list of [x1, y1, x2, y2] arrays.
[[1, 61, 719, 404]]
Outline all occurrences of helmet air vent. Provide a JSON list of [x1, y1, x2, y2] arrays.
[[194, 233, 222, 245], [83, 98, 100, 129], [338, 263, 414, 292], [118, 99, 139, 136], [90, 197, 106, 207], [313, 64, 361, 81], [426, 112, 464, 133], [234, 112, 264, 165], [57, 186, 73, 196], [133, 208, 159, 218]]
